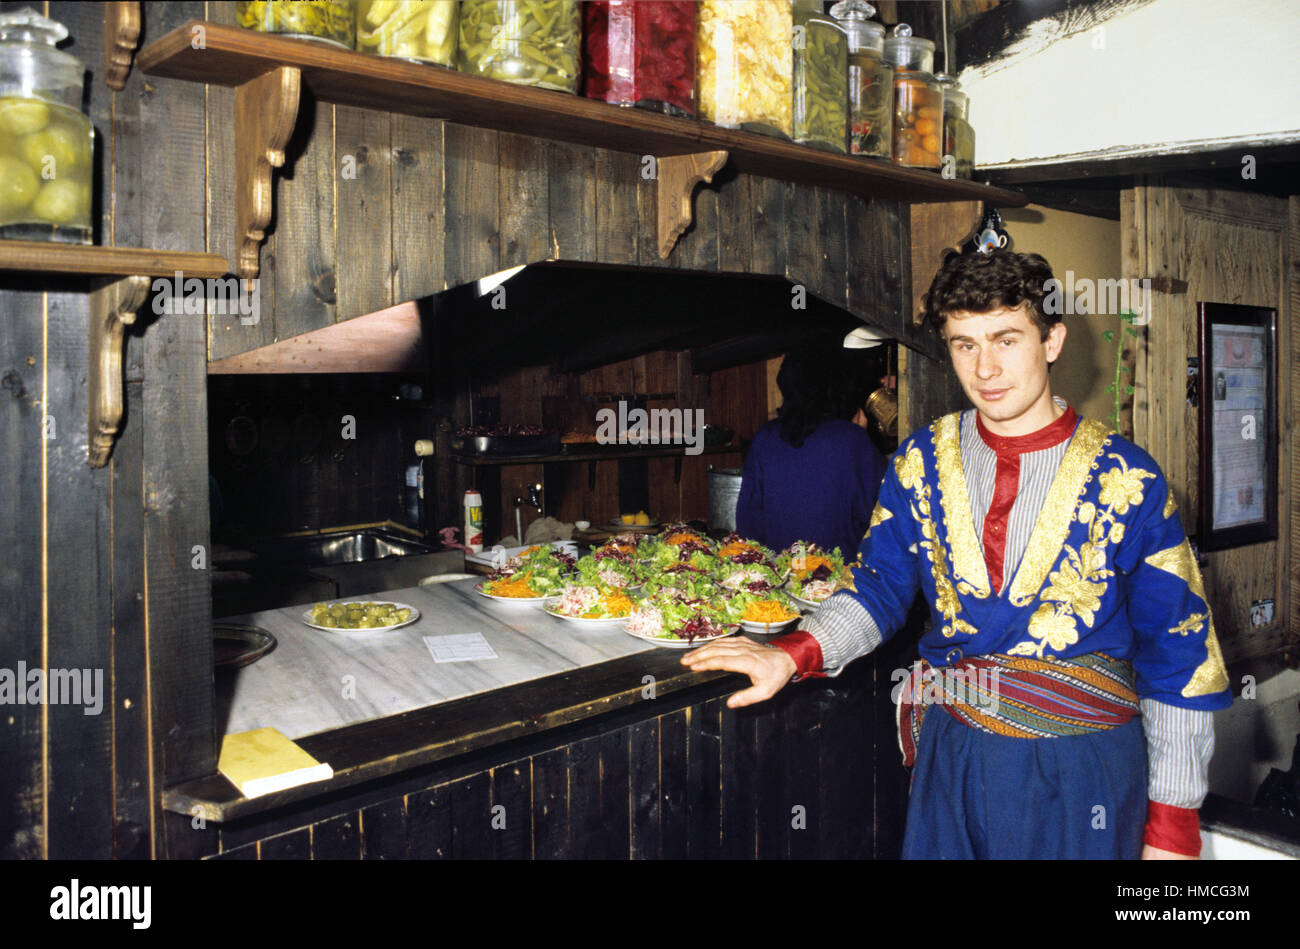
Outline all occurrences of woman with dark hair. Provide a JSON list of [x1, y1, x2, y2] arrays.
[[735, 343, 886, 555]]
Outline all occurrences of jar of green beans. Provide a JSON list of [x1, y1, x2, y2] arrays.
[[457, 1, 581, 94], [235, 1, 356, 49], [792, 0, 848, 152], [357, 1, 458, 66]]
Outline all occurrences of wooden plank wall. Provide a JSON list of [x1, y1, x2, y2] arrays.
[[0, 0, 216, 859], [1128, 179, 1295, 663], [194, 660, 891, 861]]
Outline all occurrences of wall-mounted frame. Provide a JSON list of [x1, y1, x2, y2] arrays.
[[1196, 302, 1278, 551]]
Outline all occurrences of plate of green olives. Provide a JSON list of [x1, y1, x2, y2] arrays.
[[303, 600, 420, 633]]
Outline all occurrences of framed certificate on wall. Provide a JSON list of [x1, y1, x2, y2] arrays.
[[1196, 303, 1278, 551]]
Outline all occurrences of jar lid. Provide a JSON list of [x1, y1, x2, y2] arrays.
[[883, 23, 935, 68], [830, 0, 885, 48], [0, 7, 69, 45]]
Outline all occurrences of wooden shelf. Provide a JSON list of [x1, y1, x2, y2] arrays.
[[0, 240, 228, 278], [137, 21, 1027, 206], [452, 443, 741, 466]]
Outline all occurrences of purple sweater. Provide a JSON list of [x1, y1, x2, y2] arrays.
[[735, 419, 886, 557]]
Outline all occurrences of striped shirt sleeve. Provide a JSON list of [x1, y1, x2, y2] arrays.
[[1141, 698, 1215, 809]]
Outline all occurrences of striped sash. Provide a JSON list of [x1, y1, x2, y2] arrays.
[[897, 652, 1140, 768]]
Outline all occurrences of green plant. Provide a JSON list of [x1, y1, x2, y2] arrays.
[[1102, 310, 1140, 434]]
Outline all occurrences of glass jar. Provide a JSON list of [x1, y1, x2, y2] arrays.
[[0, 8, 92, 244], [697, 0, 793, 139], [831, 0, 891, 159], [457, 1, 581, 94], [357, 1, 458, 66], [883, 24, 941, 169], [236, 1, 357, 48], [936, 73, 975, 179], [584, 1, 696, 118], [792, 0, 847, 152]]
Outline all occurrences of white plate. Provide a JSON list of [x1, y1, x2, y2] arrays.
[[543, 604, 632, 627], [301, 601, 420, 634], [621, 624, 740, 649], [738, 616, 800, 634], [474, 582, 554, 607], [788, 591, 826, 611], [602, 519, 660, 532]]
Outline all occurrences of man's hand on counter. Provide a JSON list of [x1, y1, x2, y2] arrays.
[[680, 639, 798, 709]]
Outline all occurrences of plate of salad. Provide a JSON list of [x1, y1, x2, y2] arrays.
[[779, 542, 852, 605], [543, 584, 636, 626], [623, 589, 739, 648], [725, 589, 802, 634]]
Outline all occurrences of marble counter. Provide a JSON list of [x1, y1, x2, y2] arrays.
[[218, 579, 657, 741]]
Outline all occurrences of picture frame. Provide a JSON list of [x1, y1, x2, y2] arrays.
[[1196, 302, 1278, 551]]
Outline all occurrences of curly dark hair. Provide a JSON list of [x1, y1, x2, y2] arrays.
[[922, 250, 1062, 341]]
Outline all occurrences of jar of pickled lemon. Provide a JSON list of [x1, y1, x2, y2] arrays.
[[0, 8, 93, 244], [458, 1, 582, 94], [883, 24, 941, 169], [697, 0, 794, 139], [357, 1, 457, 66], [236, 1, 356, 49]]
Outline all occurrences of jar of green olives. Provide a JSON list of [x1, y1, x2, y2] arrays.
[[357, 1, 458, 66], [0, 8, 93, 244], [792, 0, 848, 153], [236, 1, 357, 49], [457, 1, 581, 94], [936, 73, 975, 179], [831, 0, 892, 160], [883, 24, 942, 170]]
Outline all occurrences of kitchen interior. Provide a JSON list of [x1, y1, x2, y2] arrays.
[[0, 0, 1298, 867]]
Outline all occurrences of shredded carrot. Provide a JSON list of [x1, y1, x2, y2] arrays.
[[718, 540, 757, 558], [665, 532, 698, 546], [743, 599, 799, 623], [486, 572, 541, 597], [793, 555, 832, 579], [581, 591, 633, 618]]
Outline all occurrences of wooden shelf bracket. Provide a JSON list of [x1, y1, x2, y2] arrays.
[[104, 2, 142, 91], [234, 66, 301, 279], [657, 150, 729, 260], [88, 274, 150, 468]]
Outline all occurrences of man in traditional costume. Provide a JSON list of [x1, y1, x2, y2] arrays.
[[683, 250, 1232, 859]]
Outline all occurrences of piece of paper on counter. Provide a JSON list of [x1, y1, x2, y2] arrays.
[[424, 633, 499, 663]]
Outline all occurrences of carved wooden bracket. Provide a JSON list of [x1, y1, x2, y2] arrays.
[[234, 66, 302, 279], [657, 150, 729, 260], [104, 2, 141, 91], [88, 274, 150, 468]]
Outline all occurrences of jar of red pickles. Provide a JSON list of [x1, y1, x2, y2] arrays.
[[883, 24, 941, 169], [831, 0, 891, 159], [584, 1, 696, 118]]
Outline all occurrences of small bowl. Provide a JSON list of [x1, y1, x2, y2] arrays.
[[574, 520, 591, 531]]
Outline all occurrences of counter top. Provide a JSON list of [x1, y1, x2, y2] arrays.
[[175, 579, 741, 822]]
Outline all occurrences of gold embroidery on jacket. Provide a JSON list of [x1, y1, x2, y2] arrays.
[[932, 412, 990, 599], [1006, 419, 1113, 607], [896, 444, 977, 639], [1007, 453, 1155, 658], [1143, 540, 1230, 697], [1163, 493, 1176, 519], [868, 504, 893, 531]]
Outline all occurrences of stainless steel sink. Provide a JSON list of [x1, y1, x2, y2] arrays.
[[256, 529, 436, 567]]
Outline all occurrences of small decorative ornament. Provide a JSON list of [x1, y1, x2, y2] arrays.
[[964, 205, 1009, 256]]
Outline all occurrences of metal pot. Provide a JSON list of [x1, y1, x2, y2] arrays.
[[707, 466, 743, 533]]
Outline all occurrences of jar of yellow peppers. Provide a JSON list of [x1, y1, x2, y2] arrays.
[[697, 0, 794, 139], [0, 8, 93, 244], [236, 1, 357, 49], [457, 1, 582, 94], [357, 1, 458, 66]]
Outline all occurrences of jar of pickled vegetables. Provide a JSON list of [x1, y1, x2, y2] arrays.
[[936, 73, 975, 179], [357, 1, 457, 66], [236, 1, 357, 49], [583, 1, 696, 118], [792, 0, 847, 153], [883, 24, 941, 169], [0, 8, 92, 244], [697, 0, 793, 139], [458, 1, 581, 94], [831, 0, 891, 159]]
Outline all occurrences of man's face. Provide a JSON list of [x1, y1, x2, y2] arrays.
[[942, 305, 1067, 436]]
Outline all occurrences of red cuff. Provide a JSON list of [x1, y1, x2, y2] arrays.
[[1144, 800, 1202, 856], [770, 631, 826, 680]]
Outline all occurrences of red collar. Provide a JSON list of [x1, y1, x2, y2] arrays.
[[976, 405, 1078, 456]]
